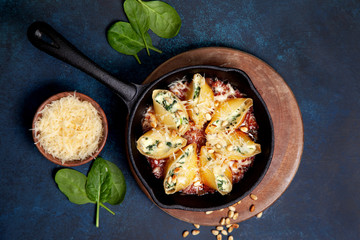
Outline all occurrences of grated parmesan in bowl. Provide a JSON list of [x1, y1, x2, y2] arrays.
[[32, 92, 108, 166]]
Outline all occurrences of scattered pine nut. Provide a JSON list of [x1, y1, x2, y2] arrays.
[[233, 212, 239, 220], [193, 224, 200, 229], [225, 217, 231, 225], [226, 224, 232, 228], [215, 143, 222, 149], [208, 149, 215, 153], [192, 230, 200, 235], [228, 236, 234, 240], [212, 230, 219, 236], [250, 204, 255, 212], [220, 218, 226, 225], [206, 210, 213, 214], [250, 194, 258, 201], [206, 113, 212, 121], [221, 230, 228, 236], [237, 200, 242, 204], [217, 234, 222, 240], [228, 210, 234, 218], [228, 226, 234, 233], [216, 226, 224, 231], [256, 212, 263, 218], [220, 208, 224, 212], [232, 224, 239, 229], [226, 145, 234, 151], [228, 206, 236, 212], [182, 230, 189, 238]]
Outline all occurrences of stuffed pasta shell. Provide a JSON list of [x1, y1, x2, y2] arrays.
[[206, 131, 261, 161], [163, 143, 198, 194], [136, 127, 187, 159], [205, 98, 253, 134], [199, 146, 233, 195], [185, 74, 215, 128], [152, 90, 190, 135]]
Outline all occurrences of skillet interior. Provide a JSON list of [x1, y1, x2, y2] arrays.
[[127, 65, 274, 211]]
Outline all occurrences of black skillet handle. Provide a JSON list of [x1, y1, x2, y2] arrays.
[[27, 21, 138, 104]]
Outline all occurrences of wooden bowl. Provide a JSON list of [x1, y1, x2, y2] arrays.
[[32, 91, 108, 166]]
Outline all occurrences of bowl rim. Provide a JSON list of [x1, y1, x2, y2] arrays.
[[127, 65, 274, 211], [32, 91, 108, 167]]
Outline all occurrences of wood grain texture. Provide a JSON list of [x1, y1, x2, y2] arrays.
[[140, 47, 303, 225]]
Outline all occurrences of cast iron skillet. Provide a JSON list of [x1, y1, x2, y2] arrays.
[[27, 22, 274, 211]]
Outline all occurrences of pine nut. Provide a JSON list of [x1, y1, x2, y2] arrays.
[[228, 236, 234, 240], [250, 204, 255, 212], [232, 224, 239, 229], [221, 121, 228, 127], [250, 194, 258, 201], [228, 227, 234, 233], [193, 224, 200, 229], [150, 121, 157, 128], [192, 230, 200, 235], [212, 230, 219, 235], [221, 230, 228, 235], [226, 224, 232, 228], [220, 217, 226, 225], [157, 142, 164, 148], [228, 210, 234, 218], [182, 230, 189, 238], [217, 234, 222, 240], [228, 206, 236, 212], [205, 211, 213, 215], [227, 145, 234, 151], [233, 212, 239, 220], [206, 113, 212, 121], [174, 167, 181, 173], [215, 143, 222, 149], [256, 212, 263, 218], [208, 149, 215, 153], [216, 226, 224, 231], [240, 126, 248, 132], [237, 200, 242, 204], [219, 208, 224, 211], [225, 217, 231, 225]]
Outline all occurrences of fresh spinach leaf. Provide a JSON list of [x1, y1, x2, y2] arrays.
[[86, 158, 113, 227], [55, 169, 93, 205], [104, 160, 127, 205], [140, 0, 181, 38], [107, 21, 161, 64]]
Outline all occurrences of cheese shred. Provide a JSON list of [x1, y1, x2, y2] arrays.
[[34, 94, 103, 163]]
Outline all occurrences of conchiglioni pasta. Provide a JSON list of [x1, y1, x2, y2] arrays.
[[163, 143, 198, 194], [138, 73, 261, 196]]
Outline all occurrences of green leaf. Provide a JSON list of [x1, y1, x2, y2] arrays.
[[124, 0, 150, 55], [107, 21, 162, 64], [86, 158, 113, 228], [86, 158, 113, 203], [104, 160, 127, 205], [140, 0, 181, 38], [55, 169, 93, 205]]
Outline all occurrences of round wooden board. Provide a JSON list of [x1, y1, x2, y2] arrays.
[[141, 47, 303, 225]]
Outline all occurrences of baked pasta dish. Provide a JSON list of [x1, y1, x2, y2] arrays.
[[136, 73, 261, 195]]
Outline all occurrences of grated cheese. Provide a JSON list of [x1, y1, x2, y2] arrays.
[[34, 94, 103, 164]]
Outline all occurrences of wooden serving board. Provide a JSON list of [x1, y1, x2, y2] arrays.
[[141, 47, 303, 226]]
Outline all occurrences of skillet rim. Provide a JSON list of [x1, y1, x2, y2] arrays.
[[127, 65, 274, 211]]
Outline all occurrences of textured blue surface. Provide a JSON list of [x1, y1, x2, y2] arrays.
[[1, 0, 360, 239]]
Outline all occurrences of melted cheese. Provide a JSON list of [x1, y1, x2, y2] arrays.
[[34, 94, 103, 164]]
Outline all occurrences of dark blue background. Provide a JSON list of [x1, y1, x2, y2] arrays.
[[1, 0, 359, 239]]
